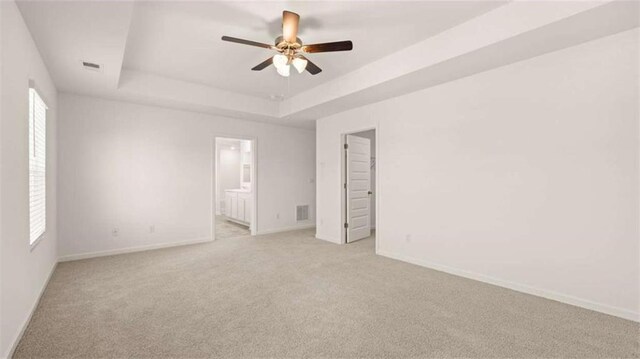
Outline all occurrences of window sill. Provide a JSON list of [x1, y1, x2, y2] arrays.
[[30, 233, 45, 252]]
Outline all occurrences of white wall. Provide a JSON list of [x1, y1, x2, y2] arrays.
[[0, 1, 58, 357], [57, 94, 315, 259], [316, 29, 639, 321]]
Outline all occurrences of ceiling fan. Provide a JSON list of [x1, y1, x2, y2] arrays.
[[221, 10, 353, 77]]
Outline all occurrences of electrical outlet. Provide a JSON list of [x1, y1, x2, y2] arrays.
[[149, 225, 155, 233], [276, 213, 280, 219], [405, 234, 411, 243], [112, 228, 119, 237]]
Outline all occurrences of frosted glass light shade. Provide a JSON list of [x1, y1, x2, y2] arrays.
[[292, 57, 308, 74], [276, 64, 290, 77], [273, 54, 288, 69]]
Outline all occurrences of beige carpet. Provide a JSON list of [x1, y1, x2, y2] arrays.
[[215, 215, 250, 239], [15, 229, 639, 358]]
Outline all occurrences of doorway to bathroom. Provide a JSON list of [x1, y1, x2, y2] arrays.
[[214, 136, 256, 240]]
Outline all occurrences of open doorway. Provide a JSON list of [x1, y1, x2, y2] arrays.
[[214, 137, 256, 240], [342, 129, 376, 246]]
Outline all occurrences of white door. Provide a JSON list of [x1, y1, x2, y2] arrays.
[[346, 135, 371, 243]]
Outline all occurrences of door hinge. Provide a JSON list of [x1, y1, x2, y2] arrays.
[[344, 222, 349, 228], [344, 143, 348, 149], [344, 183, 347, 189]]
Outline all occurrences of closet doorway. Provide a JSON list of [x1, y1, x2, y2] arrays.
[[214, 136, 257, 240]]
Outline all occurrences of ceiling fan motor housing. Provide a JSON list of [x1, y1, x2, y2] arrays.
[[275, 36, 303, 50]]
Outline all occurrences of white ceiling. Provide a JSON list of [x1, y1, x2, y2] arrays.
[[122, 1, 502, 100], [15, 1, 639, 129], [15, 1, 134, 92]]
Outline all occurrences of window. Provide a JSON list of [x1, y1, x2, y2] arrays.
[[29, 88, 47, 246]]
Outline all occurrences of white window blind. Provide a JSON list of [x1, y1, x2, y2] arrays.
[[29, 88, 47, 245]]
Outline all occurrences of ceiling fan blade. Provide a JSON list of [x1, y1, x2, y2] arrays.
[[251, 57, 273, 71], [282, 11, 300, 43], [301, 41, 353, 53], [299, 55, 322, 75], [221, 36, 274, 50]]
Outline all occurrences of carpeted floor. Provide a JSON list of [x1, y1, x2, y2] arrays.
[[14, 229, 639, 358], [215, 215, 250, 239]]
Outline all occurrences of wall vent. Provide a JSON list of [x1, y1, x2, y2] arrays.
[[82, 61, 102, 72], [296, 205, 309, 222]]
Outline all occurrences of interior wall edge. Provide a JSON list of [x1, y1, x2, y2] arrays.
[[3, 261, 58, 359], [56, 91, 316, 133], [315, 233, 341, 244], [377, 249, 639, 323], [255, 224, 316, 236], [1, 0, 59, 356], [57, 236, 213, 263]]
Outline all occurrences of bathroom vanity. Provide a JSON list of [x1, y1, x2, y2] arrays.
[[224, 189, 252, 227]]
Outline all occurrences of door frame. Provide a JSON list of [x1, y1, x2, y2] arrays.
[[212, 134, 258, 240], [341, 126, 379, 251]]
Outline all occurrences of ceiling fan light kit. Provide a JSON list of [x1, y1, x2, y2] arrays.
[[273, 53, 288, 68], [272, 54, 308, 77], [222, 10, 353, 77], [276, 63, 291, 77], [292, 57, 308, 74]]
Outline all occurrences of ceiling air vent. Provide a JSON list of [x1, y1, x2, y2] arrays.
[[81, 61, 102, 72], [296, 205, 309, 222]]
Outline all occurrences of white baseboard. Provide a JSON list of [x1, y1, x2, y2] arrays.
[[377, 250, 639, 323], [5, 260, 58, 359], [315, 233, 341, 244], [223, 216, 250, 227], [58, 237, 213, 262], [256, 224, 315, 235]]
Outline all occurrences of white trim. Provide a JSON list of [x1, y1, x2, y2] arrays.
[[377, 250, 639, 323], [223, 215, 250, 227], [5, 261, 58, 359], [212, 134, 258, 240], [58, 237, 212, 262], [28, 88, 47, 248], [28, 231, 45, 252], [341, 126, 379, 249], [315, 233, 341, 244], [256, 224, 315, 236]]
